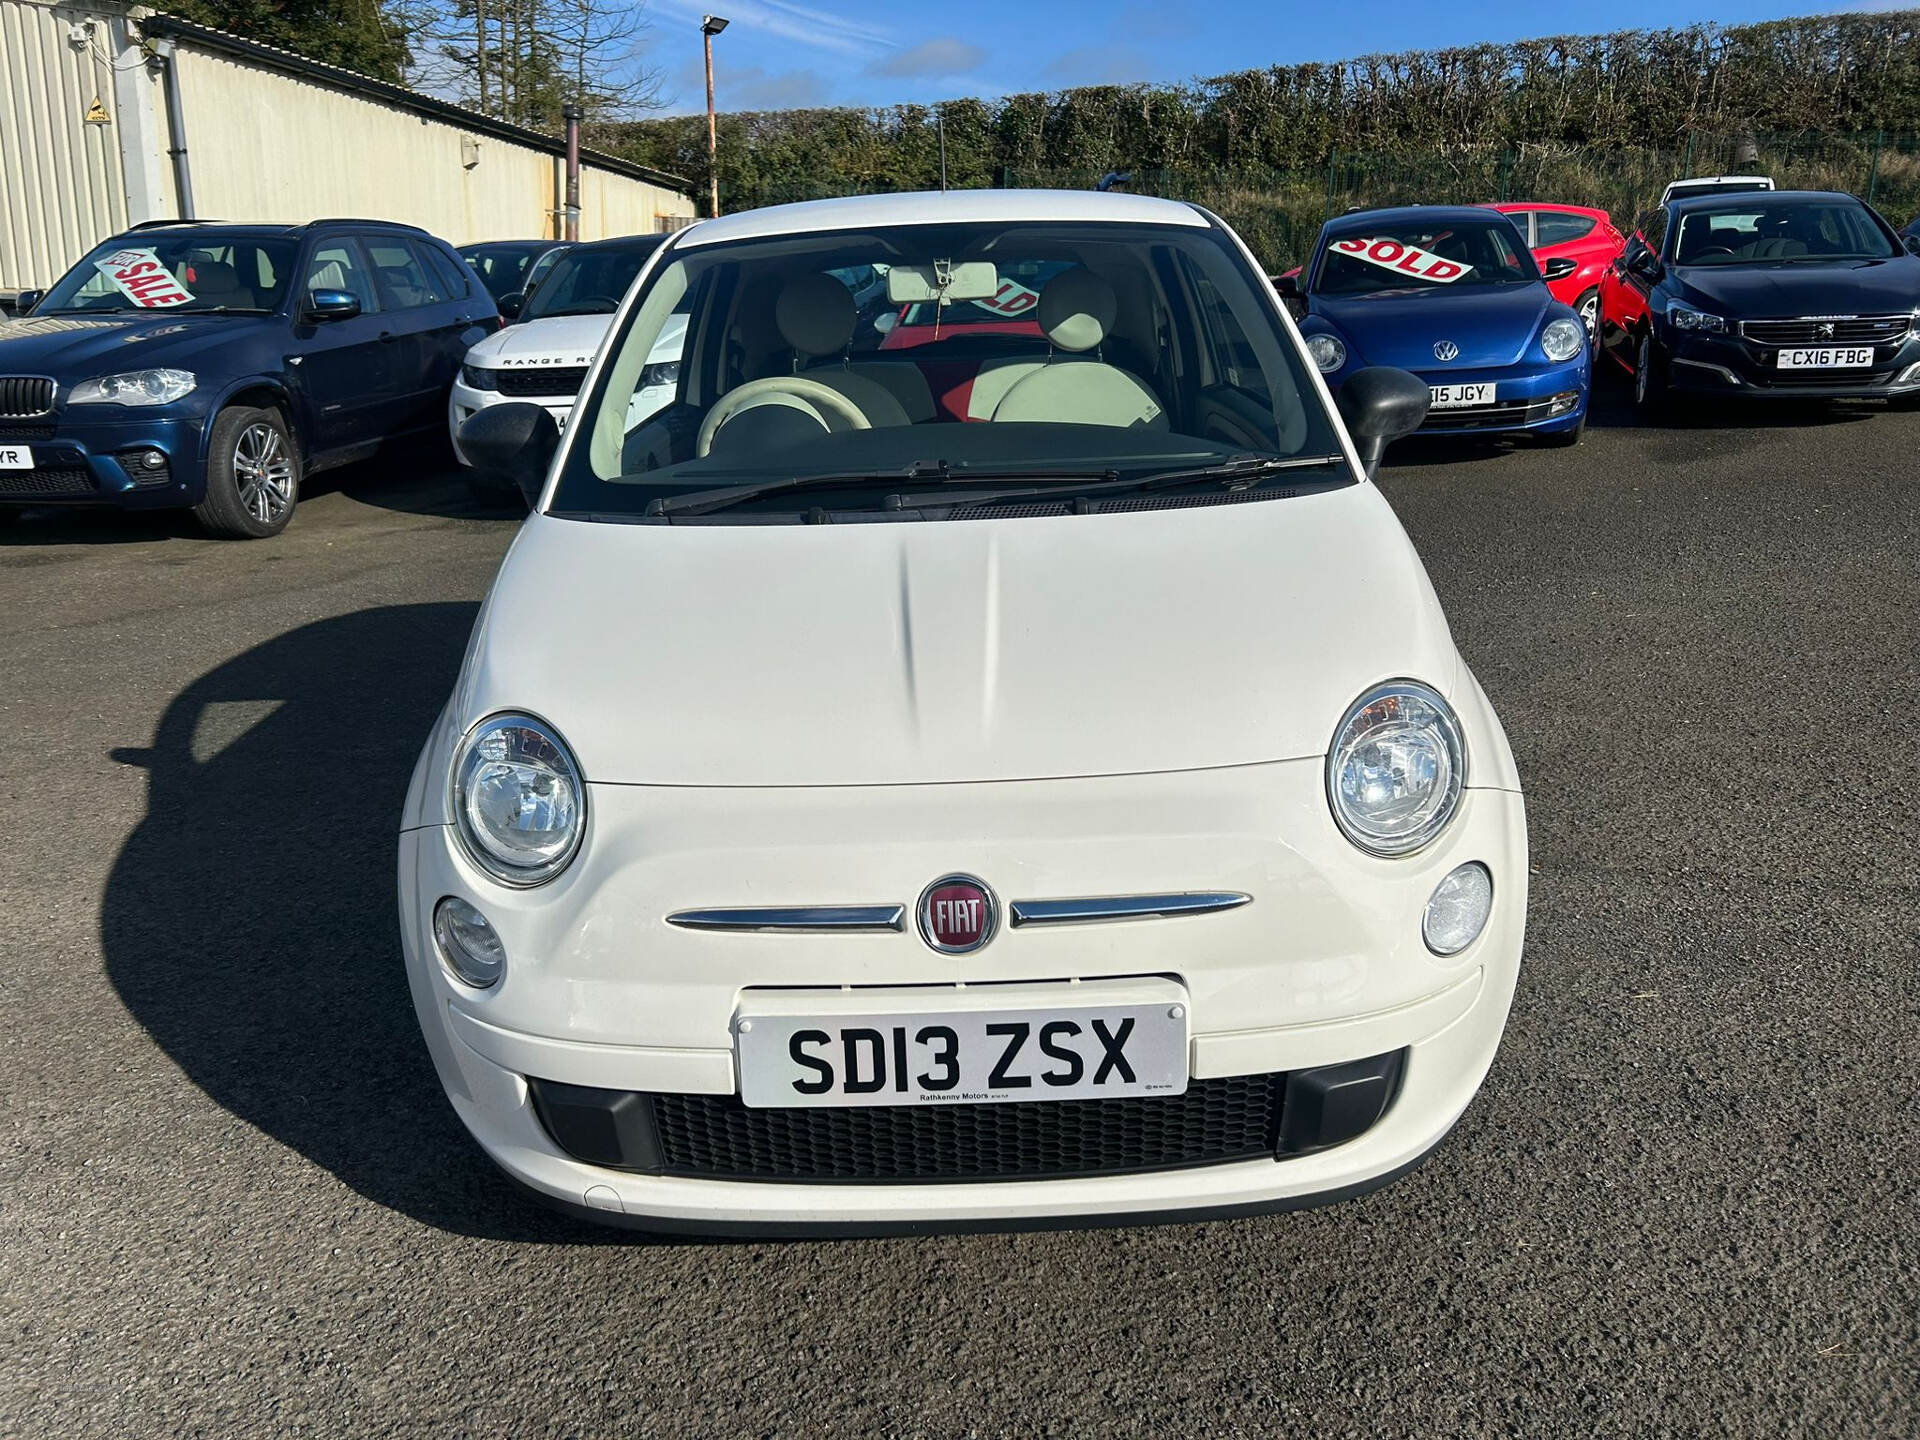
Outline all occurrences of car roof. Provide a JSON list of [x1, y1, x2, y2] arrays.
[[116, 217, 435, 240], [462, 238, 564, 250], [1666, 175, 1773, 187], [1323, 204, 1518, 235], [1488, 202, 1610, 219], [567, 233, 670, 254], [1666, 188, 1862, 213], [676, 190, 1209, 248]]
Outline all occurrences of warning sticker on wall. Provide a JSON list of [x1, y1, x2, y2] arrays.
[[94, 249, 195, 308], [1329, 237, 1468, 283]]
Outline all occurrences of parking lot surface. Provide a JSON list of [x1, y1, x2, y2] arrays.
[[4, 392, 1916, 1438]]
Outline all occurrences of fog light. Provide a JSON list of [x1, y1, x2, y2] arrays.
[[433, 896, 506, 988], [1548, 391, 1580, 415], [1423, 862, 1493, 957], [139, 449, 167, 469]]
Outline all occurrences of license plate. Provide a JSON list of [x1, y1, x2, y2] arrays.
[[547, 407, 571, 429], [1777, 347, 1874, 369], [1429, 383, 1496, 409], [736, 1001, 1189, 1108], [0, 445, 31, 469]]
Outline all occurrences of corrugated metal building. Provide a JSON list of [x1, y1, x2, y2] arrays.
[[0, 0, 694, 290]]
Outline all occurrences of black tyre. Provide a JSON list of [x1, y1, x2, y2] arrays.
[[1633, 332, 1671, 420], [193, 405, 300, 539], [1575, 287, 1601, 348]]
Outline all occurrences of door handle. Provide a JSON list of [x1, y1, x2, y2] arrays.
[[378, 330, 397, 342]]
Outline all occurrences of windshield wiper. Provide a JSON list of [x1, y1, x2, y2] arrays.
[[880, 453, 1346, 510], [644, 460, 969, 517]]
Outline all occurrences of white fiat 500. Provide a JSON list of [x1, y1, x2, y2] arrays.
[[403, 190, 1526, 1235]]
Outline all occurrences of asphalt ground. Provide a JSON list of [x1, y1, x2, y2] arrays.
[[3, 383, 1916, 1438]]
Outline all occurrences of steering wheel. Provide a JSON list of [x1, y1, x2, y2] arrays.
[[1692, 246, 1735, 260], [696, 376, 870, 457], [575, 294, 623, 311]]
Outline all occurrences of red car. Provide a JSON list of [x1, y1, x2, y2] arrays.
[[1486, 203, 1624, 340]]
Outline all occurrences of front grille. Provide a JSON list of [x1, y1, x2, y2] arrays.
[[1420, 397, 1561, 431], [0, 376, 54, 417], [0, 468, 93, 497], [0, 421, 55, 442], [647, 1073, 1285, 1183], [495, 365, 588, 398], [1739, 315, 1911, 346]]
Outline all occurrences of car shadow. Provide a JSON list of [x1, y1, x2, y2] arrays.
[[1582, 360, 1884, 431], [100, 604, 627, 1243]]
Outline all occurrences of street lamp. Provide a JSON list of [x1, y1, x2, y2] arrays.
[[702, 15, 729, 219]]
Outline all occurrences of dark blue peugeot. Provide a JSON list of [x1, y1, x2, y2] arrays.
[[0, 219, 497, 537]]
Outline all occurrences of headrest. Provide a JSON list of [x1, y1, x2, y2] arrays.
[[1037, 266, 1117, 352], [776, 273, 856, 357]]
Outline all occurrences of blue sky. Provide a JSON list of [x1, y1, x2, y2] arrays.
[[648, 0, 1901, 114]]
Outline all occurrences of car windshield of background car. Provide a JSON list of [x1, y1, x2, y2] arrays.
[[40, 235, 298, 314], [1672, 202, 1900, 265], [1314, 222, 1534, 295]]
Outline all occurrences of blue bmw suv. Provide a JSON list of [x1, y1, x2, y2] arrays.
[[0, 218, 497, 537]]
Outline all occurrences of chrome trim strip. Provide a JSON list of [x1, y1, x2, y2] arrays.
[[666, 905, 906, 934], [1671, 358, 1743, 385], [1008, 892, 1252, 928]]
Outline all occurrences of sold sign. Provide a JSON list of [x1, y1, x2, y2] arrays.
[[94, 249, 194, 308], [1331, 237, 1467, 283], [974, 279, 1041, 316]]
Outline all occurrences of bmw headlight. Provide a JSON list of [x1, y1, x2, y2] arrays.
[[460, 363, 500, 391], [1540, 317, 1585, 362], [1326, 680, 1466, 856], [640, 360, 681, 390], [1668, 302, 1727, 334], [452, 714, 585, 886], [1305, 333, 1347, 374], [68, 368, 196, 406]]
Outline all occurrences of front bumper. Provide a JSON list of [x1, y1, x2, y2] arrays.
[[1400, 356, 1590, 436], [398, 756, 1527, 1232], [0, 409, 208, 508], [1663, 329, 1920, 398]]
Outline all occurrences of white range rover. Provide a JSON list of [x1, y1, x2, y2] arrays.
[[402, 190, 1528, 1235], [449, 233, 681, 491]]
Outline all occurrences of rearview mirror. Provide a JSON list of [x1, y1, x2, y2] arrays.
[[459, 402, 559, 508], [498, 291, 525, 320], [1542, 256, 1578, 281], [886, 262, 999, 304], [303, 289, 361, 323], [1336, 367, 1430, 477], [11, 288, 44, 317]]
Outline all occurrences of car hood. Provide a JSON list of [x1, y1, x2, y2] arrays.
[[454, 485, 1460, 787], [0, 311, 267, 372], [1671, 257, 1920, 316], [1311, 284, 1555, 368], [468, 312, 613, 367]]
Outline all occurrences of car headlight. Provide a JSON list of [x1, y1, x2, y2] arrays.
[[460, 363, 500, 391], [451, 714, 585, 886], [1668, 302, 1727, 334], [1305, 334, 1347, 374], [640, 360, 680, 390], [67, 368, 196, 406], [1326, 680, 1467, 856], [1540, 317, 1585, 362]]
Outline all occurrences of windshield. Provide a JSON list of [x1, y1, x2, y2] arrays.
[[521, 242, 660, 321], [1671, 200, 1900, 265], [1312, 220, 1535, 296], [40, 234, 298, 314], [460, 242, 552, 301], [549, 219, 1344, 521]]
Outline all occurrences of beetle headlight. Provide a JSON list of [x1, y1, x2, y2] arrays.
[[1326, 681, 1466, 856], [1540, 317, 1585, 362], [1305, 333, 1347, 373], [452, 714, 585, 886], [68, 368, 197, 406]]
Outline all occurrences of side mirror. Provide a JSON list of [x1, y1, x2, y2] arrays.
[[1542, 256, 1578, 281], [303, 289, 361, 323], [1905, 234, 1920, 256], [872, 311, 897, 335], [497, 291, 525, 321], [1271, 273, 1301, 298], [12, 288, 44, 316], [459, 402, 559, 508], [1336, 367, 1430, 477]]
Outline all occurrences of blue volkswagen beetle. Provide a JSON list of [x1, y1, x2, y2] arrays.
[[0, 219, 496, 537], [1280, 206, 1591, 446]]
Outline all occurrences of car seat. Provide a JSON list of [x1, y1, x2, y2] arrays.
[[990, 267, 1168, 429], [189, 260, 257, 310], [775, 274, 925, 425]]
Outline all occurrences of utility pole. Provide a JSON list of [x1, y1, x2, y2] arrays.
[[702, 15, 729, 218], [563, 103, 581, 241]]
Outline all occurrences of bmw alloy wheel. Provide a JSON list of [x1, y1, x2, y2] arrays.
[[233, 421, 295, 525]]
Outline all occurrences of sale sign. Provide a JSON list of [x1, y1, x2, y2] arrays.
[[94, 249, 194, 308], [1331, 237, 1468, 283]]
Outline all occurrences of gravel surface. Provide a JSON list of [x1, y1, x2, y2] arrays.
[[3, 391, 1916, 1438]]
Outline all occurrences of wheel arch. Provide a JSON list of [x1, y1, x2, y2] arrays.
[[204, 380, 302, 466]]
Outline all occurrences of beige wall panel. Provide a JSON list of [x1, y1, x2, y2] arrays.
[[0, 0, 129, 287]]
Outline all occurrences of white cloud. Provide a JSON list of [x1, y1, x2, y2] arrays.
[[869, 36, 988, 78]]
